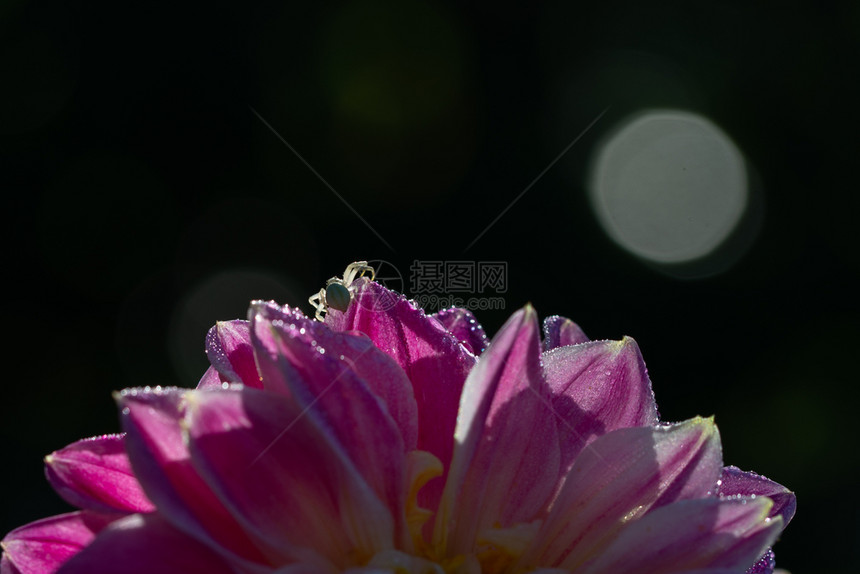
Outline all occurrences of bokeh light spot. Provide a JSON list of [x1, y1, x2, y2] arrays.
[[589, 110, 749, 271]]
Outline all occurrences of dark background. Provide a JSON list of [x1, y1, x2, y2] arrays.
[[2, 1, 857, 572]]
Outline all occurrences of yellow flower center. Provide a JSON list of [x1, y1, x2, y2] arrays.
[[386, 451, 540, 574]]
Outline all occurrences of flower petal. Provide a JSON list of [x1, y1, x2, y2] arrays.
[[118, 387, 266, 565], [543, 337, 659, 476], [44, 434, 154, 514], [542, 315, 589, 350], [718, 466, 796, 526], [252, 301, 418, 451], [525, 417, 723, 570], [718, 468, 794, 574], [745, 549, 776, 574], [200, 320, 261, 388], [185, 386, 396, 569], [196, 366, 223, 389], [578, 497, 783, 574], [249, 302, 411, 548], [432, 307, 490, 355], [435, 306, 560, 555], [325, 280, 477, 513], [56, 513, 239, 574], [1, 511, 116, 574]]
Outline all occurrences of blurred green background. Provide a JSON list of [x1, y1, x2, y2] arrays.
[[2, 1, 857, 572]]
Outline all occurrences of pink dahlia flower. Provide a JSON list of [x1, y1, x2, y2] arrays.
[[1, 278, 795, 574]]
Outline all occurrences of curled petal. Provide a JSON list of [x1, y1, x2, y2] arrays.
[[542, 315, 589, 350], [719, 469, 794, 574], [1, 511, 117, 574], [250, 302, 410, 549], [200, 320, 261, 388], [436, 306, 560, 555], [718, 466, 796, 526], [745, 549, 776, 574], [326, 280, 476, 514], [45, 434, 154, 514], [56, 514, 238, 574], [578, 497, 783, 574], [251, 301, 418, 451], [432, 307, 490, 355], [526, 417, 723, 570], [543, 337, 659, 475]]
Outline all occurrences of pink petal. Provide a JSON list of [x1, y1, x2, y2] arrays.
[[526, 417, 723, 570], [251, 301, 418, 450], [432, 307, 490, 355], [436, 306, 560, 554], [185, 386, 395, 569], [45, 434, 154, 514], [578, 497, 783, 574], [118, 387, 267, 565], [200, 320, 261, 388], [718, 466, 796, 526], [1, 511, 116, 574], [196, 366, 223, 389], [543, 337, 659, 476], [542, 315, 589, 350], [249, 302, 411, 548], [745, 549, 776, 574], [56, 513, 240, 574], [325, 280, 477, 513]]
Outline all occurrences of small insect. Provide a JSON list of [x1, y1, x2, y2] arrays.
[[308, 260, 376, 321]]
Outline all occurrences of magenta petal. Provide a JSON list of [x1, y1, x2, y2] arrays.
[[432, 307, 490, 355], [528, 417, 722, 570], [249, 302, 410, 548], [543, 337, 659, 476], [118, 387, 266, 564], [56, 513, 237, 574], [196, 366, 223, 389], [251, 300, 419, 451], [436, 306, 560, 554], [1, 511, 116, 574], [718, 466, 796, 526], [45, 434, 154, 514], [542, 315, 590, 350], [325, 280, 476, 512], [578, 497, 783, 574], [185, 386, 394, 569], [745, 549, 776, 574], [201, 320, 261, 388]]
